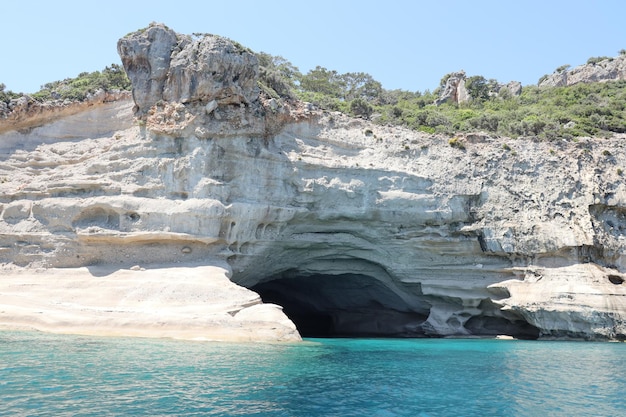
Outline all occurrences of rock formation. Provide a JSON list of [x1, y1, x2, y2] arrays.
[[117, 24, 259, 116], [435, 71, 470, 105], [0, 24, 625, 341], [539, 54, 626, 87], [435, 72, 522, 105], [501, 80, 522, 97]]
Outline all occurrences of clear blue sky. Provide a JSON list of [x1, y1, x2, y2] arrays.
[[3, 0, 625, 94]]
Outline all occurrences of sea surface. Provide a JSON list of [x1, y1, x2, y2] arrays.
[[1, 332, 624, 416]]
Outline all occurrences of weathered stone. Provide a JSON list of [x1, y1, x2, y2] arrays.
[[504, 81, 522, 96], [118, 23, 259, 117], [539, 54, 626, 87], [117, 23, 179, 115], [205, 100, 218, 115], [0, 25, 625, 342], [163, 34, 259, 106], [435, 71, 469, 105], [0, 89, 131, 135]]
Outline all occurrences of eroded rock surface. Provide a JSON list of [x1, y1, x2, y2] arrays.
[[117, 23, 259, 116], [435, 71, 469, 105], [539, 54, 626, 87], [0, 25, 625, 341], [0, 263, 299, 342], [0, 90, 130, 135]]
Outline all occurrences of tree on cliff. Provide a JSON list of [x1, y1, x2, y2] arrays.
[[29, 64, 130, 102], [299, 66, 345, 97], [257, 52, 301, 98], [0, 83, 20, 104]]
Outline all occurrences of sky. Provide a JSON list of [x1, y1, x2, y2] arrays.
[[2, 0, 625, 94]]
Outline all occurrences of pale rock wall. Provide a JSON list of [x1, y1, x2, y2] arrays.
[[435, 71, 470, 105], [1, 96, 625, 339], [0, 25, 625, 341]]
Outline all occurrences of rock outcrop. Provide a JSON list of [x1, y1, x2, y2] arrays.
[[538, 54, 626, 87], [435, 72, 522, 105], [1, 25, 625, 341], [501, 80, 522, 97], [117, 23, 259, 116], [435, 71, 470, 105], [0, 264, 299, 342]]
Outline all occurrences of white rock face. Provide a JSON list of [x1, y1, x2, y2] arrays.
[[0, 94, 625, 340], [1, 25, 625, 341], [435, 71, 470, 105], [0, 263, 300, 342]]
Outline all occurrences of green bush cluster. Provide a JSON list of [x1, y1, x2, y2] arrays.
[[0, 83, 21, 104], [1, 64, 130, 106], [32, 64, 131, 102], [3, 47, 624, 142], [256, 51, 626, 140]]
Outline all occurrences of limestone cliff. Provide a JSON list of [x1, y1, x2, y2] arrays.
[[1, 24, 625, 341]]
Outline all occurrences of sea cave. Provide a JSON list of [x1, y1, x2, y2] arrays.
[[249, 267, 540, 339]]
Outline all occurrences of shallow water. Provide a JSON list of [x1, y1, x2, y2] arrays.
[[1, 332, 624, 416]]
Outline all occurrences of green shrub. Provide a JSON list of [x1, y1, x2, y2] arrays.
[[448, 137, 465, 150], [556, 64, 571, 73], [350, 98, 373, 118], [28, 64, 130, 103], [257, 52, 301, 98], [587, 56, 612, 65], [0, 83, 21, 103]]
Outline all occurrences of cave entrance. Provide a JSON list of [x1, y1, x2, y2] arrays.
[[251, 271, 429, 338]]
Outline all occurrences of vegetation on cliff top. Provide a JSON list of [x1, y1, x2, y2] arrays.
[[258, 51, 626, 140], [2, 45, 624, 140], [0, 64, 130, 105]]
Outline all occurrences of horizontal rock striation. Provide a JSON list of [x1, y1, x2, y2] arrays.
[[0, 90, 130, 135], [0, 24, 625, 341]]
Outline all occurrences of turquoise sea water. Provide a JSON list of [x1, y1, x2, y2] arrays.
[[1, 332, 625, 416]]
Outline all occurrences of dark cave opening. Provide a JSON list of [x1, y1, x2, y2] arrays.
[[251, 271, 540, 340], [464, 316, 540, 340], [252, 272, 429, 338]]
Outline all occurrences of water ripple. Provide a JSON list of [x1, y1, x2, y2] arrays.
[[1, 333, 625, 416]]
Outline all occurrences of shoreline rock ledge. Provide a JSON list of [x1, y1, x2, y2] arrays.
[[0, 23, 625, 341]]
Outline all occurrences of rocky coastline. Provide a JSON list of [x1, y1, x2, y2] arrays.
[[0, 23, 625, 341]]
